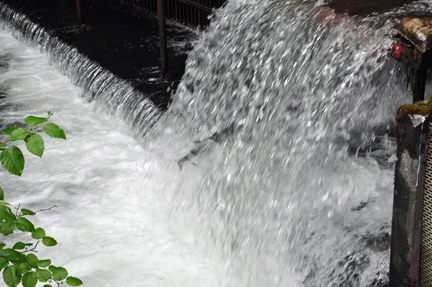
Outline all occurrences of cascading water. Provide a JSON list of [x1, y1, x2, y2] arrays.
[[1, 0, 432, 286], [0, 2, 162, 139], [0, 24, 217, 287], [149, 0, 431, 286]]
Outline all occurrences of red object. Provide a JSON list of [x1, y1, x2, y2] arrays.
[[389, 42, 423, 60], [312, 7, 424, 61]]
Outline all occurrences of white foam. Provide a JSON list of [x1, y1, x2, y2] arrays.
[[0, 27, 217, 287]]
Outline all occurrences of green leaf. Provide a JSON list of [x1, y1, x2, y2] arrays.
[[0, 221, 15, 235], [10, 128, 28, 141], [0, 205, 12, 215], [0, 205, 12, 214], [22, 271, 37, 287], [2, 127, 19, 135], [0, 210, 16, 235], [16, 217, 35, 232], [0, 257, 9, 270], [0, 187, 4, 201], [24, 134, 44, 158], [12, 242, 26, 250], [0, 143, 3, 148], [42, 237, 57, 247], [4, 249, 27, 263], [26, 254, 38, 267], [66, 276, 83, 286], [0, 243, 6, 249], [36, 259, 51, 268], [16, 263, 31, 276], [31, 228, 45, 239], [24, 116, 47, 126], [13, 242, 32, 250], [0, 146, 25, 176], [43, 123, 66, 140], [35, 269, 52, 282], [21, 209, 36, 216], [2, 265, 21, 287], [43, 285, 53, 287], [48, 266, 68, 281]]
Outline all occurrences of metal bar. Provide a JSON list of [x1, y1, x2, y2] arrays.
[[198, 7, 202, 26], [174, 0, 179, 22], [193, 6, 197, 26], [166, 0, 170, 18], [186, 3, 190, 25], [183, 1, 186, 23], [75, 0, 84, 25], [157, 0, 169, 76], [168, 0, 173, 19], [181, 2, 185, 23]]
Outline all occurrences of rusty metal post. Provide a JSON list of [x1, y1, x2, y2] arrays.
[[390, 104, 430, 286], [75, 0, 84, 25], [157, 0, 169, 76]]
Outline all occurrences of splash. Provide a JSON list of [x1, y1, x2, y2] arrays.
[[148, 0, 420, 286], [0, 1, 161, 138], [2, 0, 432, 286]]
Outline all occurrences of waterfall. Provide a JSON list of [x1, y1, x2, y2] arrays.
[[2, 0, 432, 286], [0, 1, 162, 138], [148, 0, 430, 286]]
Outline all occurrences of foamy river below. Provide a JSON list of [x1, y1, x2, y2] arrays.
[[0, 25, 221, 287]]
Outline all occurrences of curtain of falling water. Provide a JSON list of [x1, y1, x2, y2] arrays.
[[147, 0, 432, 286]]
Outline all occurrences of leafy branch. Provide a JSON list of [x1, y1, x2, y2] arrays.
[[0, 112, 82, 287]]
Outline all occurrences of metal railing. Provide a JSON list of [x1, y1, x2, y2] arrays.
[[123, 0, 226, 26], [422, 124, 432, 286]]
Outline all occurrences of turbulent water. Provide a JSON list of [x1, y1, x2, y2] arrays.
[[0, 26, 219, 286], [0, 2, 162, 139], [2, 0, 432, 286]]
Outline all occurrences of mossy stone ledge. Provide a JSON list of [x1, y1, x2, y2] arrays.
[[396, 97, 432, 124]]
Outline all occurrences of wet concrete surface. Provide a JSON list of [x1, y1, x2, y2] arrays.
[[0, 0, 197, 110]]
